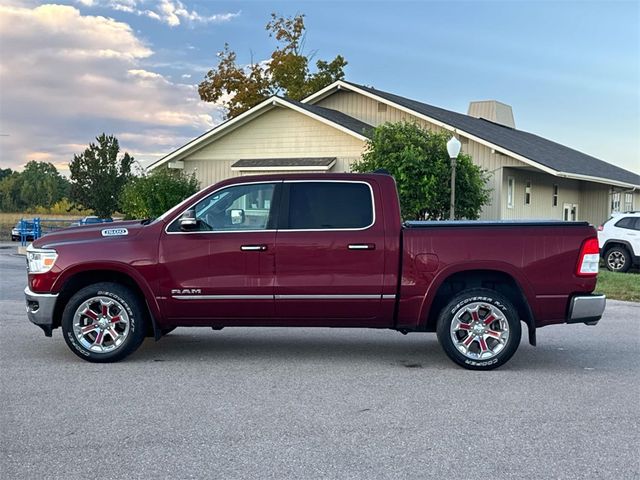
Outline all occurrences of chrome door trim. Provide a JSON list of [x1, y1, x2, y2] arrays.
[[171, 294, 396, 300], [275, 294, 386, 300], [172, 295, 273, 300]]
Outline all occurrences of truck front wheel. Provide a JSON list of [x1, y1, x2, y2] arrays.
[[61, 282, 147, 363], [436, 288, 521, 370]]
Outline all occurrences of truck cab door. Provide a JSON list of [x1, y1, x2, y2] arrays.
[[273, 180, 390, 326], [158, 181, 281, 323]]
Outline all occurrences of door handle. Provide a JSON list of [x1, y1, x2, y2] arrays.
[[240, 245, 267, 251], [348, 244, 375, 250]]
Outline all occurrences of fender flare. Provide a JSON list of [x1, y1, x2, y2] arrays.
[[52, 261, 163, 338], [417, 261, 538, 343]]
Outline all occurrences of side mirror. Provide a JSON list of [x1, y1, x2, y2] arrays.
[[179, 209, 199, 231], [230, 209, 245, 225]]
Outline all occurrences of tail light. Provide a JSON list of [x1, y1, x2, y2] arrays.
[[576, 237, 599, 276]]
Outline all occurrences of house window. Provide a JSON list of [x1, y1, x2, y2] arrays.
[[611, 192, 621, 212], [507, 177, 515, 209], [624, 193, 633, 212], [524, 180, 531, 205], [552, 184, 558, 207]]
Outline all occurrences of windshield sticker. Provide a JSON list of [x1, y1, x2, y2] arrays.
[[101, 228, 128, 237]]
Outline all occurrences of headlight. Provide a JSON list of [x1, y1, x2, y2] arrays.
[[26, 244, 58, 274]]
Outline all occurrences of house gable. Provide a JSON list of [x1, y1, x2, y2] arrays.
[[177, 105, 366, 185], [148, 96, 370, 171]]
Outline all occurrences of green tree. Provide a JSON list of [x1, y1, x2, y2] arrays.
[[17, 161, 69, 209], [352, 122, 491, 220], [69, 134, 133, 218], [0, 172, 22, 212], [0, 168, 13, 182], [120, 168, 199, 219], [198, 13, 347, 118]]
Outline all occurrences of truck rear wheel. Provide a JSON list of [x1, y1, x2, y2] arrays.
[[436, 288, 521, 370], [61, 282, 146, 363]]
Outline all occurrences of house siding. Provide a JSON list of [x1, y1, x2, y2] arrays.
[[181, 106, 365, 186], [317, 90, 535, 220]]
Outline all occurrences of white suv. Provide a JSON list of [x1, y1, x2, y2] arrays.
[[597, 211, 640, 272]]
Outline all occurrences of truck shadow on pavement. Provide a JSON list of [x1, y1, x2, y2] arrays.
[[109, 328, 609, 372]]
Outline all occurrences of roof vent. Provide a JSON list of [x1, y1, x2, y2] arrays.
[[468, 100, 515, 128]]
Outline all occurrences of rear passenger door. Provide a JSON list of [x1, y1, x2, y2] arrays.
[[273, 180, 388, 326]]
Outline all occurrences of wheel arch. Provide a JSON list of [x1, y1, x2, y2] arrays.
[[602, 239, 634, 255], [52, 266, 161, 339], [420, 267, 537, 346]]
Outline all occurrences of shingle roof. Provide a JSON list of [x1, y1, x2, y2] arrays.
[[282, 98, 374, 138], [344, 81, 640, 187]]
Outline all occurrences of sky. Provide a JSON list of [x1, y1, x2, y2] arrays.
[[0, 0, 638, 175]]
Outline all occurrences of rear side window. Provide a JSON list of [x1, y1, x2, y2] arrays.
[[285, 182, 374, 230], [615, 217, 636, 230]]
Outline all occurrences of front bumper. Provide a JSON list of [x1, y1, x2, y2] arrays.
[[24, 287, 58, 337], [567, 294, 606, 326]]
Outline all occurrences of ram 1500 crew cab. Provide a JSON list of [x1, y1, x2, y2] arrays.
[[24, 173, 605, 369]]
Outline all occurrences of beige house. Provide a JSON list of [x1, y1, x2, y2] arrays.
[[149, 80, 640, 226]]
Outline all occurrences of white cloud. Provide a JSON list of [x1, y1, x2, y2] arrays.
[[181, 73, 191, 79], [73, 0, 240, 27], [0, 4, 223, 171]]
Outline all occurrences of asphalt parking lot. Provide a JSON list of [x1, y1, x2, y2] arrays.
[[1, 242, 639, 479]]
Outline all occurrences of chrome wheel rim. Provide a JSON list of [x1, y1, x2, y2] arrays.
[[72, 296, 130, 353], [450, 302, 510, 360], [607, 251, 625, 271]]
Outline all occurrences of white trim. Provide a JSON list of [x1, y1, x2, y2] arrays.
[[301, 81, 345, 104], [303, 81, 640, 189], [148, 97, 367, 171], [554, 171, 639, 189], [231, 160, 336, 172]]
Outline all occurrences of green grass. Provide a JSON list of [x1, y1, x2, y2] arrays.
[[596, 269, 640, 302]]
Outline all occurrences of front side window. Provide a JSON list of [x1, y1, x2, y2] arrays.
[[285, 182, 373, 230], [170, 183, 276, 232]]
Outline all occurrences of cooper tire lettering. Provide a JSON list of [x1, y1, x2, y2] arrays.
[[61, 282, 146, 363]]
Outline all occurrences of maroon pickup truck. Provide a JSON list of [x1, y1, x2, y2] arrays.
[[24, 173, 605, 369]]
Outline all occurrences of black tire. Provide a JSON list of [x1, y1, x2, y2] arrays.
[[436, 288, 522, 370], [11, 236, 18, 241], [61, 282, 147, 363], [604, 246, 631, 273]]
